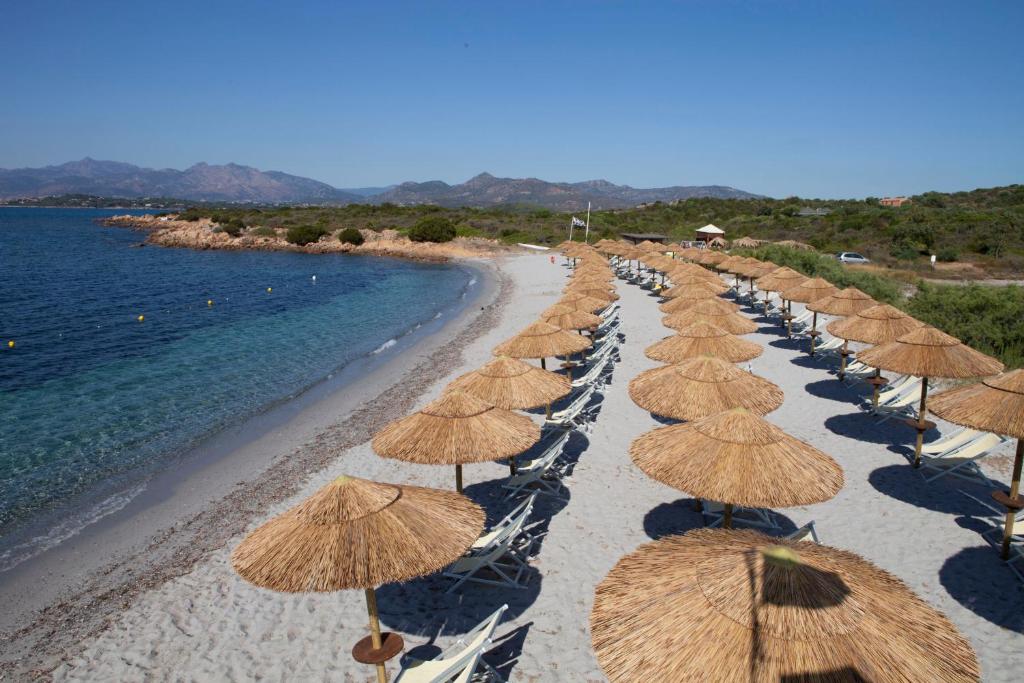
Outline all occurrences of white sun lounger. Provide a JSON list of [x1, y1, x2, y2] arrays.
[[784, 521, 820, 543], [395, 605, 508, 683], [920, 432, 1008, 484], [503, 441, 568, 499], [788, 309, 813, 328], [444, 525, 532, 592], [814, 337, 844, 354], [471, 493, 539, 554], [922, 427, 982, 455], [571, 354, 613, 390], [545, 383, 600, 429]]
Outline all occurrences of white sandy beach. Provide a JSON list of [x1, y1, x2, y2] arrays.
[[41, 253, 1024, 681]]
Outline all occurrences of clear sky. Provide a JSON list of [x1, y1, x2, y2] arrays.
[[1, 1, 1021, 198]]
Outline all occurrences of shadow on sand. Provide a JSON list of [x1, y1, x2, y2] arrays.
[[823, 412, 921, 446], [939, 546, 1024, 631], [867, 464, 995, 516], [642, 498, 800, 540], [804, 379, 867, 405]]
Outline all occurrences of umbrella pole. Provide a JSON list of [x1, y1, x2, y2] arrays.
[[838, 340, 849, 381], [723, 503, 734, 529], [912, 378, 929, 468], [540, 357, 546, 370], [871, 368, 882, 409], [763, 292, 769, 317], [545, 402, 552, 419], [455, 464, 463, 493], [508, 456, 517, 476], [785, 301, 793, 338], [1000, 439, 1023, 559], [364, 588, 389, 683], [809, 312, 818, 355]]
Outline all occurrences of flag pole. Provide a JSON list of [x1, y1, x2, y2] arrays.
[[568, 215, 574, 242], [584, 201, 591, 244]]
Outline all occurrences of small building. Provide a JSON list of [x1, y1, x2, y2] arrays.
[[880, 196, 911, 207], [695, 224, 725, 244], [621, 232, 668, 245]]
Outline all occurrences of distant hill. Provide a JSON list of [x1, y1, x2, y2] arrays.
[[0, 158, 362, 204], [0, 159, 760, 208], [373, 172, 759, 209]]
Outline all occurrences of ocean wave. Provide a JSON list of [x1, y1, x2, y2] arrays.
[[0, 481, 147, 573], [371, 338, 398, 354], [468, 277, 477, 286]]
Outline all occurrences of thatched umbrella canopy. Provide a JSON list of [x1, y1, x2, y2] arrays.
[[543, 303, 602, 331], [775, 239, 816, 250], [591, 529, 980, 682], [826, 304, 924, 384], [807, 287, 876, 317], [645, 321, 763, 364], [731, 258, 764, 277], [232, 475, 484, 683], [636, 239, 661, 252], [630, 408, 840, 518], [670, 263, 722, 281], [731, 235, 762, 249], [714, 255, 744, 272], [661, 278, 730, 299], [930, 369, 1024, 557], [372, 390, 540, 492], [493, 320, 592, 370], [628, 357, 783, 422], [448, 355, 571, 411], [780, 277, 839, 345], [858, 326, 1004, 467], [755, 266, 807, 293], [663, 300, 758, 335], [564, 285, 620, 303], [696, 250, 727, 266], [660, 291, 739, 315], [560, 291, 609, 314], [679, 246, 703, 261]]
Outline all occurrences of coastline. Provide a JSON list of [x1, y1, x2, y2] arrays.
[[0, 257, 509, 677]]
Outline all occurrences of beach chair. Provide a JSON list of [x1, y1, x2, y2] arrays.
[[959, 491, 1024, 544], [471, 493, 539, 554], [701, 500, 779, 531], [873, 382, 924, 421], [814, 337, 844, 355], [444, 525, 533, 592], [545, 383, 600, 429], [571, 354, 613, 389], [865, 375, 919, 410], [599, 302, 620, 319], [788, 309, 813, 329], [922, 427, 981, 455], [784, 521, 820, 543], [394, 605, 508, 682], [503, 441, 568, 499], [920, 432, 1008, 484]]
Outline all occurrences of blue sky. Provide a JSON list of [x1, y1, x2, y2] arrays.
[[1, 1, 1021, 198]]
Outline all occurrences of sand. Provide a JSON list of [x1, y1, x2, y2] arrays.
[[11, 253, 1023, 681]]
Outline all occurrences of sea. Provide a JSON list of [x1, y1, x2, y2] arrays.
[[0, 208, 478, 571]]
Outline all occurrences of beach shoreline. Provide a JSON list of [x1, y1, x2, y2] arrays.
[[0, 257, 509, 677]]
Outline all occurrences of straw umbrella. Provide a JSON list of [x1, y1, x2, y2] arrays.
[[827, 304, 923, 392], [493, 320, 592, 370], [629, 357, 783, 422], [542, 303, 602, 334], [630, 408, 841, 526], [559, 292, 608, 314], [929, 369, 1024, 558], [590, 528, 981, 682], [232, 475, 484, 683], [372, 390, 540, 492], [564, 284, 620, 303], [780, 277, 838, 339], [857, 326, 1003, 468], [659, 285, 736, 315], [754, 267, 807, 317], [662, 274, 729, 297], [645, 321, 763, 364], [806, 287, 877, 356], [663, 299, 758, 335]]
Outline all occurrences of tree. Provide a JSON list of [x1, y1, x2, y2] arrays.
[[409, 216, 456, 242], [338, 227, 365, 245]]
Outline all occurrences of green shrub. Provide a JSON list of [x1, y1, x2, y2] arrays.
[[338, 227, 365, 245], [221, 218, 244, 237], [890, 242, 919, 261], [285, 225, 329, 246], [936, 246, 960, 262], [409, 216, 456, 243], [178, 208, 204, 222], [455, 224, 484, 238], [250, 226, 277, 238]]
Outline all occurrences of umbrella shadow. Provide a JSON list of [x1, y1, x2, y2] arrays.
[[788, 353, 832, 370], [768, 337, 806, 352], [804, 379, 867, 405], [377, 571, 542, 637], [823, 412, 917, 446], [867, 464, 995, 516], [939, 546, 1024, 631], [643, 498, 799, 539], [650, 413, 682, 426]]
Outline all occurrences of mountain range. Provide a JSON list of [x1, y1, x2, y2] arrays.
[[0, 159, 761, 209]]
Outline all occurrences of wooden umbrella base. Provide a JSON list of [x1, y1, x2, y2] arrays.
[[352, 632, 404, 665]]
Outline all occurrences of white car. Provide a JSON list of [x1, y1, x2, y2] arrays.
[[836, 252, 870, 264]]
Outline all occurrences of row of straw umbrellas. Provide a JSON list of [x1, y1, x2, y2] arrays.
[[563, 239, 992, 681], [230, 247, 622, 681]]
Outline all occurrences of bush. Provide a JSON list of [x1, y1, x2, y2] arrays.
[[221, 218, 244, 237], [890, 242, 919, 261], [936, 246, 960, 262], [409, 216, 456, 243], [285, 225, 329, 246], [338, 227, 365, 245], [178, 208, 204, 222], [250, 226, 277, 238]]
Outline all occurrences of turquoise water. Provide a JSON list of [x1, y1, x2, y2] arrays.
[[0, 209, 476, 567]]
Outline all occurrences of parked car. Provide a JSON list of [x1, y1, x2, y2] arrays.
[[836, 252, 870, 264]]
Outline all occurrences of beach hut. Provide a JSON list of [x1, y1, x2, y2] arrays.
[[590, 529, 980, 682], [629, 408, 841, 527], [780, 277, 839, 342], [493, 320, 592, 370], [232, 475, 484, 683], [695, 223, 725, 245], [929, 369, 1024, 558], [372, 390, 540, 492], [857, 327, 1003, 468], [827, 304, 924, 395], [628, 358, 783, 422], [663, 299, 758, 335], [645, 321, 763, 365]]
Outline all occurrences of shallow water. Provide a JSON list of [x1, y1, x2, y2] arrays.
[[0, 208, 475, 567]]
